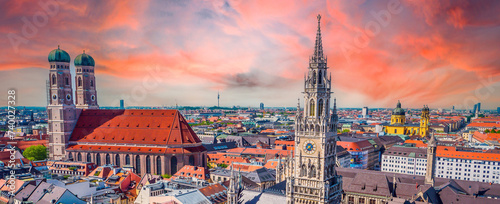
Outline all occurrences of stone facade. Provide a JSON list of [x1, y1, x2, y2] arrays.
[[286, 14, 342, 204]]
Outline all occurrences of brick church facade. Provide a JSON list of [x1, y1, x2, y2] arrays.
[[46, 47, 206, 175]]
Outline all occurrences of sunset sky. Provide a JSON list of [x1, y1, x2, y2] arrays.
[[1, 0, 499, 109]]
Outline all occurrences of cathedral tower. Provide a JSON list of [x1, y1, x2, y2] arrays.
[[286, 14, 342, 204], [47, 46, 78, 160], [74, 50, 99, 109], [419, 105, 430, 137]]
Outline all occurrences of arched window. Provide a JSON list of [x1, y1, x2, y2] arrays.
[[96, 153, 101, 166], [146, 155, 151, 174], [135, 155, 141, 174], [115, 154, 120, 166], [77, 153, 82, 161], [78, 77, 82, 87], [68, 153, 73, 161], [309, 99, 315, 116], [125, 155, 130, 165], [52, 74, 56, 85], [312, 71, 316, 84], [87, 153, 91, 162], [65, 77, 69, 86], [310, 165, 316, 178], [318, 99, 323, 117], [90, 80, 94, 87], [189, 155, 195, 166], [171, 156, 178, 175], [318, 71, 322, 84], [106, 154, 110, 165], [300, 164, 307, 177], [156, 156, 162, 175]]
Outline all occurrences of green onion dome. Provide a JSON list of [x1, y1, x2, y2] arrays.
[[392, 100, 406, 116], [48, 45, 71, 63], [74, 50, 95, 66]]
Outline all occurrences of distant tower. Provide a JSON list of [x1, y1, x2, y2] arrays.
[[362, 107, 369, 118], [477, 103, 481, 112], [425, 132, 437, 186], [390, 100, 406, 125], [260, 102, 265, 110], [217, 91, 220, 107], [419, 105, 430, 137], [74, 50, 99, 109], [287, 14, 342, 204], [47, 45, 77, 160], [120, 99, 124, 109]]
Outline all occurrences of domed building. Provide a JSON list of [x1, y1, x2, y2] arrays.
[[46, 46, 207, 175], [383, 101, 430, 137]]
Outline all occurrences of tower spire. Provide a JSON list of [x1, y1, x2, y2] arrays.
[[313, 14, 324, 61]]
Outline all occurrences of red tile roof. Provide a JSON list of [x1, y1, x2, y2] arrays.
[[69, 109, 202, 146], [467, 122, 500, 128], [173, 165, 210, 180], [472, 132, 500, 143], [67, 144, 205, 154], [404, 140, 427, 148], [437, 146, 500, 162]]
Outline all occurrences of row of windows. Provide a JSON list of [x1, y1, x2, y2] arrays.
[[74, 152, 202, 175], [77, 68, 94, 72], [51, 65, 69, 69]]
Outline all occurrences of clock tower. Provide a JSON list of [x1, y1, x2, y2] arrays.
[[286, 14, 343, 204]]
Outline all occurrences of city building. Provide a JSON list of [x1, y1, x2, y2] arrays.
[[382, 143, 500, 184], [336, 136, 378, 170], [46, 47, 207, 176], [47, 161, 97, 177], [362, 107, 369, 118], [260, 103, 265, 110], [120, 99, 124, 109], [383, 102, 429, 137]]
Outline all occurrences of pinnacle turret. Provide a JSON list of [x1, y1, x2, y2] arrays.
[[313, 14, 324, 61]]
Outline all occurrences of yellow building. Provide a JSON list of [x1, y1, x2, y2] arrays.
[[384, 101, 429, 137]]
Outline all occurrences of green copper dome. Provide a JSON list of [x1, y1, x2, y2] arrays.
[[74, 51, 95, 66], [48, 45, 71, 63], [392, 100, 405, 115]]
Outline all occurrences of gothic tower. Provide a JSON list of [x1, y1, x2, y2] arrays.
[[228, 166, 242, 204], [74, 50, 99, 109], [425, 132, 437, 186], [286, 14, 342, 204], [47, 46, 78, 160], [419, 105, 430, 137]]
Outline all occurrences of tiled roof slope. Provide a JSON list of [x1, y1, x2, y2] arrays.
[[69, 109, 202, 145]]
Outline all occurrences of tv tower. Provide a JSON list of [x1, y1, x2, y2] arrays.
[[217, 91, 220, 107]]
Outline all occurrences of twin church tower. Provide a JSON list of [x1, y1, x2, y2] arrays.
[[47, 46, 98, 160]]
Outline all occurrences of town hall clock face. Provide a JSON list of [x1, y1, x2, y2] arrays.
[[303, 140, 317, 154]]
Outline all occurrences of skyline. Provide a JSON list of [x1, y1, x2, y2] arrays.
[[1, 0, 500, 109]]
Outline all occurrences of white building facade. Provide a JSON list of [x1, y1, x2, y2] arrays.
[[382, 145, 500, 184]]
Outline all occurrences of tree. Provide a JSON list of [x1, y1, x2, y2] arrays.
[[485, 129, 491, 133], [491, 129, 497, 133], [22, 145, 47, 161], [218, 163, 228, 168]]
